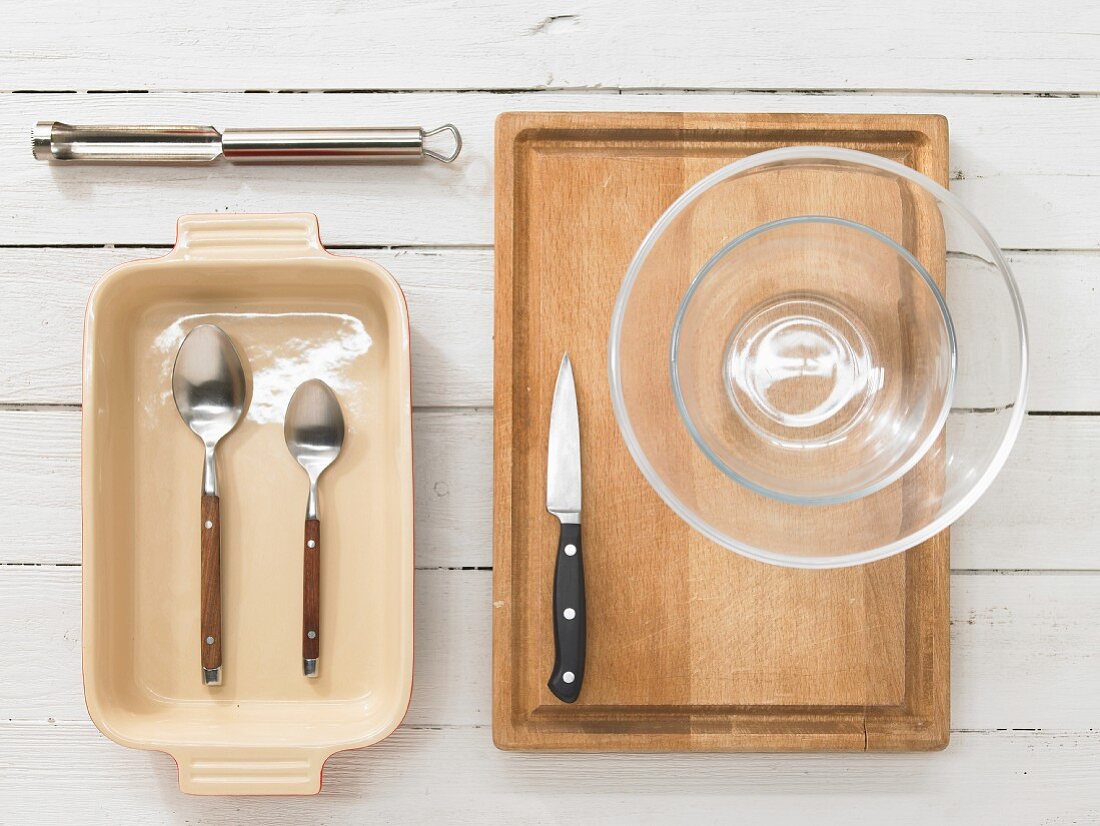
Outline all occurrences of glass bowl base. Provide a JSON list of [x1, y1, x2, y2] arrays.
[[724, 292, 879, 452]]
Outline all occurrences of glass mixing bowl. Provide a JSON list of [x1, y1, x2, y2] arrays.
[[609, 147, 1028, 568]]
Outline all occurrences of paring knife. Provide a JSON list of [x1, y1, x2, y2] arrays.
[[546, 353, 586, 703]]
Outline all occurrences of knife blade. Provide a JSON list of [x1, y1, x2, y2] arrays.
[[546, 353, 586, 703]]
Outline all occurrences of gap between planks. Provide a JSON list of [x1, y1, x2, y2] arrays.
[[1, 720, 1088, 734], [0, 243, 496, 251], [2, 561, 1096, 576], [4, 88, 1100, 98], [1, 402, 1095, 417], [1, 244, 1097, 253]]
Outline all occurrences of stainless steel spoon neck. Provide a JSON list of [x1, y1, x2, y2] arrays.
[[202, 445, 218, 497], [306, 478, 320, 521]]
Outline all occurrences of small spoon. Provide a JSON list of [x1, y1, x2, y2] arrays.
[[171, 324, 248, 687], [284, 379, 345, 678]]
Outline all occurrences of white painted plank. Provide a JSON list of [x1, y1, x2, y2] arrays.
[[411, 409, 493, 571], [986, 253, 1100, 413], [0, 248, 1094, 410], [954, 416, 1100, 570], [0, 411, 80, 563], [949, 573, 1100, 729], [0, 408, 491, 570], [4, 0, 1100, 93], [3, 565, 1097, 732], [0, 722, 1097, 824], [3, 92, 1100, 248], [0, 408, 1093, 570]]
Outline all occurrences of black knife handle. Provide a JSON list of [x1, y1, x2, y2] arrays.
[[548, 521, 585, 703]]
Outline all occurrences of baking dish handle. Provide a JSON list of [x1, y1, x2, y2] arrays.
[[172, 746, 328, 795], [169, 213, 330, 261]]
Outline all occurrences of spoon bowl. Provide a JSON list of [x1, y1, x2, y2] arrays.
[[285, 379, 346, 515], [172, 324, 248, 460]]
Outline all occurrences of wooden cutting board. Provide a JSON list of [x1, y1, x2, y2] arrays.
[[492, 112, 949, 752]]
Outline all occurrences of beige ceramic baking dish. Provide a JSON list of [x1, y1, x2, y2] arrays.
[[81, 213, 414, 794]]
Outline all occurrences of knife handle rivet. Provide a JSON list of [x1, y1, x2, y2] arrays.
[[308, 630, 317, 639], [564, 544, 577, 557], [307, 540, 316, 549], [204, 520, 213, 529], [562, 671, 575, 684], [563, 608, 576, 620], [205, 636, 215, 645]]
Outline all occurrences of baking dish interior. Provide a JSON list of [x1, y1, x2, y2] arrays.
[[82, 252, 414, 755]]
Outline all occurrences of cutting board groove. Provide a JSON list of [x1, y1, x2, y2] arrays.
[[493, 112, 949, 752]]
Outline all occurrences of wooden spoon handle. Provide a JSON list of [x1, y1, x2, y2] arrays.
[[200, 494, 222, 685], [303, 518, 320, 676]]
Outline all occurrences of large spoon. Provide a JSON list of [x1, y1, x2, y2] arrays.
[[171, 324, 248, 686], [284, 379, 345, 678]]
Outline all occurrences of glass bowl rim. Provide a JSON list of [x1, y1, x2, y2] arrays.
[[669, 214, 959, 506], [608, 145, 1030, 568]]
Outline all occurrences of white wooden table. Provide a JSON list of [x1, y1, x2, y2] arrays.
[[2, 2, 1099, 822]]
